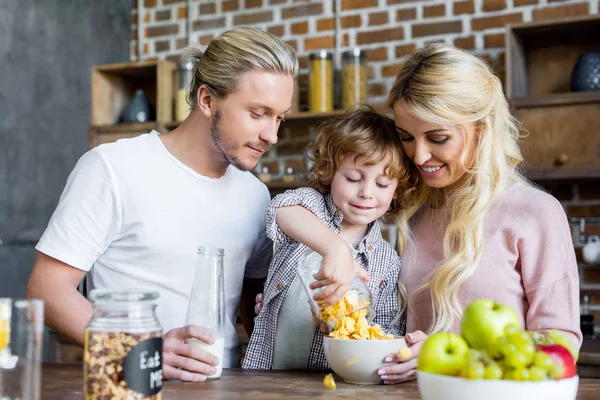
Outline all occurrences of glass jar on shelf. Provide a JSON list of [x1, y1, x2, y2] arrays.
[[282, 167, 295, 183], [175, 61, 194, 122], [84, 290, 163, 400], [297, 248, 374, 332], [257, 166, 272, 183], [309, 50, 334, 112], [341, 48, 367, 110]]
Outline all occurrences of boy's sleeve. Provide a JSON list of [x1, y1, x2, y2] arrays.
[[265, 187, 329, 245]]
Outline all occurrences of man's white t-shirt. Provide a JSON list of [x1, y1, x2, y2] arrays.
[[36, 131, 272, 367]]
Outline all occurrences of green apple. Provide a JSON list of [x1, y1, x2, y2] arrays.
[[461, 299, 520, 351], [417, 332, 469, 376]]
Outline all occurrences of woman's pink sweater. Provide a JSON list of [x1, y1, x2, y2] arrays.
[[400, 181, 582, 347]]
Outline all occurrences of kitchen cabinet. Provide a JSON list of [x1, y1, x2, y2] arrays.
[[506, 16, 600, 181]]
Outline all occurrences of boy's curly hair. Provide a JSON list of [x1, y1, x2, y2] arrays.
[[306, 106, 417, 215]]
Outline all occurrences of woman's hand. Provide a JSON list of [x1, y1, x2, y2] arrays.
[[378, 330, 428, 384], [311, 240, 370, 306]]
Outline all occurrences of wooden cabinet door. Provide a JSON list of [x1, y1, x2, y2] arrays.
[[515, 102, 600, 180]]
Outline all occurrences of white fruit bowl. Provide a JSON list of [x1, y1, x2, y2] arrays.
[[418, 371, 579, 400], [323, 336, 407, 385]]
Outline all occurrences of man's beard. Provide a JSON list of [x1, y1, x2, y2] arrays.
[[210, 109, 258, 172]]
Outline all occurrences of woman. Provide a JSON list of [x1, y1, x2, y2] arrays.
[[376, 42, 581, 384], [255, 43, 581, 384]]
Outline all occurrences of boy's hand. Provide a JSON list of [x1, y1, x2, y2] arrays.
[[310, 240, 370, 305]]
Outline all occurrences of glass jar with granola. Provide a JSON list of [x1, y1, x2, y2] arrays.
[[84, 290, 163, 400]]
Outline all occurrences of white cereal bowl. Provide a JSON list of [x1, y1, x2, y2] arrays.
[[323, 336, 407, 385], [417, 371, 579, 400]]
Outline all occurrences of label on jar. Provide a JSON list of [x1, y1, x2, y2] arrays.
[[123, 337, 163, 395]]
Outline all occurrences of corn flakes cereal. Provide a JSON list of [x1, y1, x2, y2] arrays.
[[328, 309, 393, 340], [323, 373, 336, 389], [321, 292, 394, 340], [398, 347, 412, 359], [318, 292, 370, 328]]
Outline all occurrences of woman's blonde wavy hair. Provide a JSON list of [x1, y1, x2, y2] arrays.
[[386, 43, 527, 334]]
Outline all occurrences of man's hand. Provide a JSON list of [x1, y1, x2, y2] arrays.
[[254, 293, 264, 317], [162, 325, 220, 382], [310, 240, 370, 305]]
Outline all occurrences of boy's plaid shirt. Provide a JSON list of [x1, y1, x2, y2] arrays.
[[242, 187, 406, 370]]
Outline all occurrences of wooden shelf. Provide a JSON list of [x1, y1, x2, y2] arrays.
[[506, 16, 600, 181], [506, 15, 600, 99], [284, 110, 346, 120], [91, 60, 176, 125], [526, 167, 600, 183], [90, 122, 159, 133], [264, 179, 307, 190], [88, 122, 160, 148], [512, 91, 600, 108], [162, 121, 179, 130], [161, 110, 347, 131], [88, 110, 347, 149]]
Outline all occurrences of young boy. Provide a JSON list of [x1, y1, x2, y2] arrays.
[[243, 107, 414, 370]]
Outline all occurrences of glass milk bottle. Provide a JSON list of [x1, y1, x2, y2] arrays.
[[185, 247, 226, 379]]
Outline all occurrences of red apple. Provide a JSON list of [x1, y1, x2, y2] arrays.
[[536, 344, 577, 379]]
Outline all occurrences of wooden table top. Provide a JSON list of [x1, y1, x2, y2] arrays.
[[42, 363, 600, 400]]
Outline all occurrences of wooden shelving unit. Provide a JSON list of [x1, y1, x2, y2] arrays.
[[89, 57, 349, 148], [506, 15, 600, 181], [89, 60, 177, 147], [91, 60, 176, 125], [511, 91, 600, 109], [88, 62, 349, 194]]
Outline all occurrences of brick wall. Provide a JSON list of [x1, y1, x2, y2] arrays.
[[131, 0, 600, 328]]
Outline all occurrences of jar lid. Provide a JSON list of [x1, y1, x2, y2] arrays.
[[309, 50, 333, 60], [342, 48, 366, 60], [89, 289, 159, 305], [197, 246, 225, 256]]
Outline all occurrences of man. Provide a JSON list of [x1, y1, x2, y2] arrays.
[[26, 27, 297, 382]]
